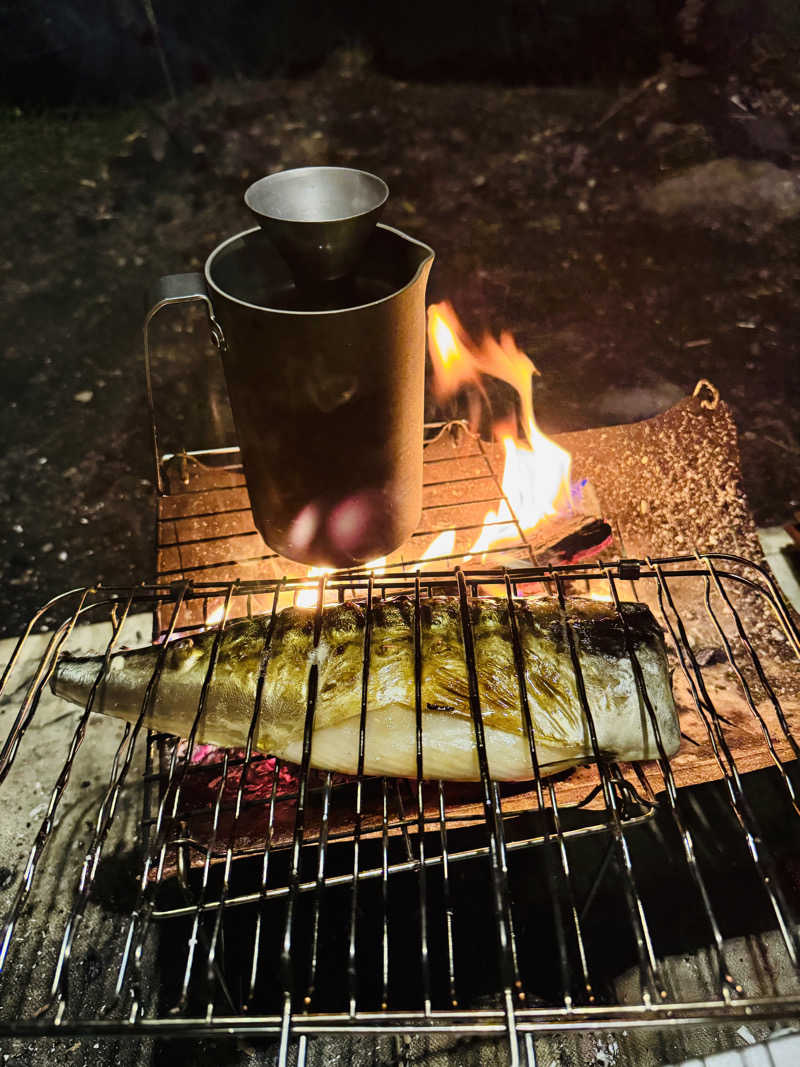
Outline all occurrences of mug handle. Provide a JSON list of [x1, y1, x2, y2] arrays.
[[144, 273, 226, 494]]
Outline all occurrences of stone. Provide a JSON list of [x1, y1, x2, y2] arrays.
[[641, 158, 800, 232], [595, 381, 686, 424], [646, 121, 679, 144]]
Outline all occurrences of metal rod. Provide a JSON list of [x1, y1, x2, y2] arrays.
[[7, 993, 800, 1037], [603, 565, 740, 1003], [0, 589, 92, 784], [503, 573, 588, 1007], [278, 573, 328, 1065], [651, 561, 800, 972], [701, 554, 800, 790], [347, 574, 374, 1017], [437, 780, 458, 1008], [247, 754, 283, 1008], [455, 569, 521, 1063], [203, 584, 283, 1016], [413, 573, 433, 1017], [106, 580, 220, 1011], [115, 582, 232, 1019], [551, 571, 664, 1006], [380, 776, 390, 1012], [1, 593, 129, 992], [147, 807, 656, 920], [302, 770, 334, 1009], [47, 593, 138, 1015]]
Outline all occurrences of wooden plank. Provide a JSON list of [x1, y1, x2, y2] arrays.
[[163, 508, 258, 545], [158, 485, 250, 521], [423, 454, 492, 486]]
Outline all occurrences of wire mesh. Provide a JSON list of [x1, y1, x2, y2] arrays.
[[1, 554, 800, 1064], [153, 424, 612, 594]]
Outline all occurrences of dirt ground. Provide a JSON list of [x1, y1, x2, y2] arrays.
[[1, 50, 799, 637]]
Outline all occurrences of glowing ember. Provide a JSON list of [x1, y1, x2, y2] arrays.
[[427, 302, 572, 559]]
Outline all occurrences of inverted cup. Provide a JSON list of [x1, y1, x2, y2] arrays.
[[244, 166, 389, 285]]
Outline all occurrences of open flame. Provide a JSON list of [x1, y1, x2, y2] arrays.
[[294, 566, 334, 609], [293, 558, 387, 609], [427, 302, 485, 404], [205, 604, 227, 627], [427, 302, 572, 560], [420, 529, 457, 563]]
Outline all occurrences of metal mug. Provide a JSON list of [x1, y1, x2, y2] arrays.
[[145, 223, 434, 567]]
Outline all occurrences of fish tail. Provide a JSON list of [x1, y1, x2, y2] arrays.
[[50, 651, 103, 708]]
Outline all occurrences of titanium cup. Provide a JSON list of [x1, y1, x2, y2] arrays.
[[145, 222, 434, 567]]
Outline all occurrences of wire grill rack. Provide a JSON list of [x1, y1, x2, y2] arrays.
[[153, 422, 611, 598], [1, 555, 800, 1063]]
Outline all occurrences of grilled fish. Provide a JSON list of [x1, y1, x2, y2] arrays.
[[51, 596, 678, 781]]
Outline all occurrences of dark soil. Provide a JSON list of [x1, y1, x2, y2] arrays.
[[1, 50, 799, 637]]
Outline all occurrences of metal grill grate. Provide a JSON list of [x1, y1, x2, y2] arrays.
[[153, 424, 611, 597], [1, 555, 800, 1064]]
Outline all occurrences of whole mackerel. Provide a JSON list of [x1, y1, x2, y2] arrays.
[[50, 595, 679, 781]]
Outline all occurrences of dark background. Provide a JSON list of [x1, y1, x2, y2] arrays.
[[1, 0, 799, 635], [0, 0, 761, 105]]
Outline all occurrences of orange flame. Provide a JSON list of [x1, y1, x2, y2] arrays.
[[427, 302, 484, 404], [205, 604, 227, 627], [294, 567, 334, 609], [420, 529, 457, 563], [427, 303, 571, 559]]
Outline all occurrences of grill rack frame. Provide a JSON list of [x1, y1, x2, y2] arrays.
[[0, 554, 799, 1063]]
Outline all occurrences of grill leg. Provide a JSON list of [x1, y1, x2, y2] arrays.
[[524, 1033, 538, 1067]]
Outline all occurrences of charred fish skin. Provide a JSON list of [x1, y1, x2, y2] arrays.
[[50, 595, 679, 781], [416, 596, 676, 763]]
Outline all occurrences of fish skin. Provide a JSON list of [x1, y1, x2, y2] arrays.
[[50, 596, 679, 781]]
